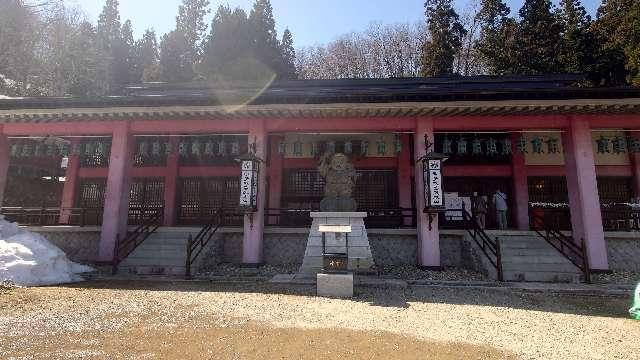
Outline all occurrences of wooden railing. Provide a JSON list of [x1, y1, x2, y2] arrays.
[[461, 205, 503, 282], [109, 208, 164, 274], [530, 211, 591, 283], [185, 209, 224, 278]]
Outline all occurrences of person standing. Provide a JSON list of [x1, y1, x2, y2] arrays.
[[493, 189, 508, 230], [474, 195, 488, 229]]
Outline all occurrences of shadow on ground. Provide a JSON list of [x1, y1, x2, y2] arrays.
[[61, 279, 632, 319]]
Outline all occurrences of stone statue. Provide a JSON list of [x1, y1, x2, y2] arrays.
[[318, 153, 358, 211]]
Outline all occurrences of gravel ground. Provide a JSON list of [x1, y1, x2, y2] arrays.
[[0, 281, 637, 359], [197, 264, 488, 282], [592, 270, 640, 286]]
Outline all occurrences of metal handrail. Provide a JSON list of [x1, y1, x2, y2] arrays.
[[460, 205, 503, 282], [530, 211, 591, 283], [185, 209, 224, 278], [110, 208, 163, 274]]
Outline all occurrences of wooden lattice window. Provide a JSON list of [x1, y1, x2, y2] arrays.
[[597, 177, 633, 204], [76, 179, 107, 209], [281, 169, 398, 210], [128, 178, 165, 224], [177, 177, 240, 225], [80, 138, 111, 168], [528, 177, 568, 204]]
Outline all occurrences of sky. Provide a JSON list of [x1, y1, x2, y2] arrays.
[[66, 0, 603, 48]]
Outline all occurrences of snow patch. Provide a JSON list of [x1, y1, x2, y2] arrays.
[[0, 216, 93, 287]]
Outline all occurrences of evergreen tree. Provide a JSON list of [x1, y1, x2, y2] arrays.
[[202, 6, 255, 80], [475, 0, 518, 74], [593, 0, 640, 85], [159, 30, 192, 83], [176, 0, 210, 64], [421, 0, 467, 76], [117, 19, 137, 85], [557, 0, 593, 74], [96, 0, 122, 93], [513, 0, 563, 74], [137, 29, 160, 82], [249, 0, 286, 77], [280, 28, 297, 79], [66, 21, 101, 96]]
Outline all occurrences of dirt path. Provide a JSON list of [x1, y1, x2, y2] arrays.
[[0, 281, 637, 359]]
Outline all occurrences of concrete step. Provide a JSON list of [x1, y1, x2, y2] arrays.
[[501, 255, 575, 265], [117, 265, 187, 276], [501, 248, 565, 256], [501, 262, 580, 273], [503, 271, 582, 283]]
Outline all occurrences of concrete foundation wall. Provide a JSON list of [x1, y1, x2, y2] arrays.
[[25, 227, 640, 272]]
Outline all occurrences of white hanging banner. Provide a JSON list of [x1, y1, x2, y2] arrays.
[[428, 159, 443, 207], [239, 160, 255, 208]]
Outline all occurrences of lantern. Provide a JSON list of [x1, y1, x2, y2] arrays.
[[457, 137, 468, 155], [376, 138, 386, 155], [237, 150, 263, 213], [442, 135, 452, 156], [546, 137, 559, 154], [10, 144, 19, 158], [277, 141, 286, 155], [531, 137, 544, 154], [344, 141, 353, 155], [231, 140, 240, 155], [612, 137, 626, 154], [517, 135, 528, 153], [596, 136, 610, 154], [204, 140, 215, 156], [486, 138, 498, 156], [417, 135, 448, 216], [501, 138, 512, 155], [472, 137, 483, 156], [293, 141, 303, 156], [360, 140, 369, 156], [327, 141, 336, 154], [394, 135, 402, 154], [217, 140, 227, 156], [59, 143, 70, 157]]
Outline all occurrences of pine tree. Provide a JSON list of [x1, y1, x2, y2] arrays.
[[66, 21, 101, 96], [117, 19, 137, 85], [159, 30, 192, 83], [249, 0, 286, 78], [475, 0, 518, 74], [280, 29, 297, 79], [593, 0, 640, 85], [513, 0, 563, 74], [421, 0, 467, 76]]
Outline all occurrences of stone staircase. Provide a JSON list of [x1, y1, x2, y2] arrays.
[[496, 233, 583, 283], [117, 230, 197, 276]]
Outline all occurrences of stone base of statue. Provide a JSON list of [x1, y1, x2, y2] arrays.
[[320, 196, 357, 212], [316, 272, 353, 298], [298, 212, 375, 274]]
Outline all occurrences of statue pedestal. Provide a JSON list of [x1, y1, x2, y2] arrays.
[[298, 212, 375, 274]]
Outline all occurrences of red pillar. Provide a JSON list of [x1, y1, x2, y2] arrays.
[[397, 133, 413, 225], [0, 127, 9, 207], [98, 122, 133, 262], [268, 135, 284, 224], [563, 117, 608, 270], [59, 139, 80, 224], [511, 133, 529, 230], [163, 137, 179, 226], [243, 120, 267, 265], [414, 118, 441, 269]]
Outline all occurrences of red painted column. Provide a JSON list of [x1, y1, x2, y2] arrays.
[[0, 127, 10, 207], [414, 118, 441, 269], [163, 137, 179, 226], [562, 117, 608, 270], [243, 120, 267, 265], [268, 135, 284, 224], [98, 122, 133, 262], [397, 133, 413, 226], [511, 133, 529, 230], [59, 139, 80, 224]]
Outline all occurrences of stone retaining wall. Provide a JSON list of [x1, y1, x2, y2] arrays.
[[25, 227, 640, 272]]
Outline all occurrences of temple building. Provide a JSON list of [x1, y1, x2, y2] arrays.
[[1, 75, 639, 281]]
